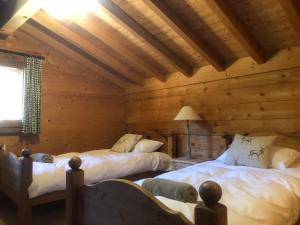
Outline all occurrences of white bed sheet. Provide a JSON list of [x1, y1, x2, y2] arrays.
[[137, 161, 300, 225], [28, 150, 171, 198]]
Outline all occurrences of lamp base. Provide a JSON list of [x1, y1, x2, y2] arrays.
[[184, 150, 195, 159]]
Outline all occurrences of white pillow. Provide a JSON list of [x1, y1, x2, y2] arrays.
[[132, 139, 164, 153], [270, 146, 300, 170], [216, 150, 228, 163], [224, 134, 277, 168], [111, 134, 143, 153]]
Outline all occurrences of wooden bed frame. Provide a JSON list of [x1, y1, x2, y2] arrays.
[[223, 133, 300, 225], [0, 133, 176, 225], [65, 145, 300, 225], [66, 156, 227, 225]]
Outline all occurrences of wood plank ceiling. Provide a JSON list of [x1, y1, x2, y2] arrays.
[[0, 0, 300, 88]]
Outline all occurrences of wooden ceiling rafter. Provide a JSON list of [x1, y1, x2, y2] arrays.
[[23, 21, 127, 88], [278, 0, 300, 38], [144, 0, 226, 71], [1, 0, 298, 87], [32, 11, 144, 86], [73, 15, 167, 82], [0, 47, 45, 59], [95, 0, 194, 77], [0, 0, 44, 39], [204, 0, 266, 64]]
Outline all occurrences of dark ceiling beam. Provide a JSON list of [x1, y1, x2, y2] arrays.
[[96, 0, 194, 77], [145, 0, 226, 71], [24, 20, 128, 88], [32, 11, 144, 86], [204, 0, 266, 64], [0, 0, 43, 39], [278, 0, 300, 38], [73, 15, 167, 82]]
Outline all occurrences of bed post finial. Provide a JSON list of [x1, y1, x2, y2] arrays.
[[66, 156, 84, 225], [199, 181, 222, 207], [195, 181, 227, 225], [68, 156, 82, 171], [21, 148, 31, 158]]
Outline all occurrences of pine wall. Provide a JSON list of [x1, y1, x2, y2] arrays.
[[1, 31, 300, 158], [0, 29, 125, 155], [125, 47, 300, 158]]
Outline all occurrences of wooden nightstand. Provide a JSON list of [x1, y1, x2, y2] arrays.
[[171, 157, 213, 170]]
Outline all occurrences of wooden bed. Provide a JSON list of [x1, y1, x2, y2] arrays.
[[65, 132, 300, 225], [65, 157, 227, 225], [222, 133, 300, 225], [224, 132, 300, 225], [65, 150, 300, 225], [0, 132, 176, 225]]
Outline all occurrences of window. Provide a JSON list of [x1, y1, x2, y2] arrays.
[[0, 66, 23, 130]]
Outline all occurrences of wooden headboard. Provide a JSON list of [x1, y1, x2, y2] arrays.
[[127, 130, 177, 157], [222, 134, 234, 149], [173, 132, 299, 158], [221, 132, 300, 152]]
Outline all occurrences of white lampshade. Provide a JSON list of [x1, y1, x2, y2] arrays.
[[174, 106, 201, 121]]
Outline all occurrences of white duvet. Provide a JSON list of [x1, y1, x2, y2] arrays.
[[29, 150, 171, 198], [137, 161, 300, 225]]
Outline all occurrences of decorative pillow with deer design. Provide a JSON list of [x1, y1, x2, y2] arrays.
[[224, 134, 277, 168], [111, 134, 143, 153]]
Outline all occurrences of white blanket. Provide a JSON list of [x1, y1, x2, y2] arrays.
[[137, 161, 300, 225], [29, 150, 171, 198]]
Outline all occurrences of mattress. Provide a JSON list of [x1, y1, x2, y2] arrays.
[[137, 161, 300, 225], [28, 149, 171, 198]]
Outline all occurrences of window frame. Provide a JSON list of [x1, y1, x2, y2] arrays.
[[0, 120, 22, 135]]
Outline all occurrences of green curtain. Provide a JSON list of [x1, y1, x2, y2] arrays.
[[22, 56, 42, 135]]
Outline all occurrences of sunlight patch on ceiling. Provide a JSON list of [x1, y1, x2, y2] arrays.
[[43, 0, 99, 20]]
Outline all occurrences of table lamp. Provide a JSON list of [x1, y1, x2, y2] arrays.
[[174, 106, 201, 159]]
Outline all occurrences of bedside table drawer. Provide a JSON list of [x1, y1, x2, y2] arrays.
[[172, 162, 193, 170], [171, 157, 213, 170]]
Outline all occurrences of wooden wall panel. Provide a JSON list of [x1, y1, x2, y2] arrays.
[[0, 30, 125, 155], [125, 46, 300, 158]]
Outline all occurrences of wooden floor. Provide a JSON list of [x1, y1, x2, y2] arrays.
[[0, 200, 64, 225]]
